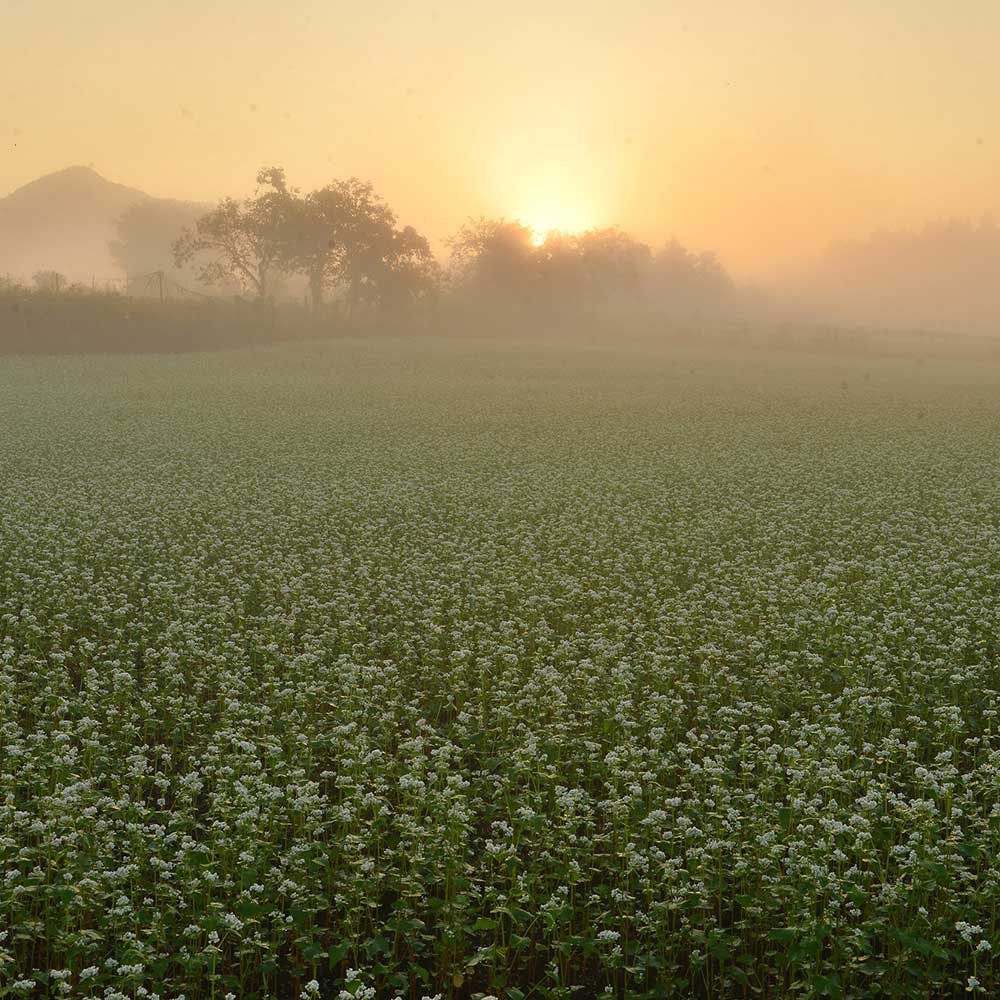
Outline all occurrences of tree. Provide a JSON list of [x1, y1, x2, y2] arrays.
[[647, 240, 733, 315], [446, 218, 537, 304], [533, 228, 652, 309], [345, 223, 440, 313], [171, 171, 288, 298], [273, 178, 395, 311], [533, 231, 586, 307], [264, 171, 438, 314], [110, 200, 217, 294], [576, 228, 651, 300], [447, 220, 652, 313]]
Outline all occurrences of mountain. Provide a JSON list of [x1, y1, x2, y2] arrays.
[[0, 166, 154, 284]]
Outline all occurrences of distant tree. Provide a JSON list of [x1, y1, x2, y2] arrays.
[[384, 225, 441, 309], [110, 200, 214, 293], [448, 220, 652, 312], [533, 231, 586, 306], [261, 170, 438, 313], [647, 239, 733, 314], [270, 177, 393, 310], [447, 218, 537, 303], [171, 172, 288, 298], [32, 270, 65, 293], [576, 228, 651, 299], [346, 223, 440, 313]]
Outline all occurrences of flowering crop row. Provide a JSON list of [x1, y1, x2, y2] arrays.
[[1, 337, 998, 999]]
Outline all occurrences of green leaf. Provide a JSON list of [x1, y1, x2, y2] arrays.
[[729, 967, 750, 986], [811, 973, 842, 997], [708, 937, 732, 961], [888, 927, 950, 960], [328, 940, 351, 966]]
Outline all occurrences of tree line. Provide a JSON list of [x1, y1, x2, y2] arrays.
[[169, 168, 438, 313], [104, 168, 737, 320]]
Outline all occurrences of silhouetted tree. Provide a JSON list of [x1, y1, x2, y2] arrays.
[[346, 223, 440, 313], [447, 218, 538, 304], [260, 170, 438, 313], [533, 231, 585, 307], [448, 220, 653, 313], [172, 172, 287, 298], [275, 178, 393, 310]]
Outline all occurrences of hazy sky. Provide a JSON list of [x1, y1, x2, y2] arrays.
[[2, 0, 998, 278]]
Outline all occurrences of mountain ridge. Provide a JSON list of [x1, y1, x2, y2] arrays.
[[0, 166, 170, 282], [2, 165, 151, 206]]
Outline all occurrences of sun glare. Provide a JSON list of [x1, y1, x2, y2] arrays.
[[516, 200, 595, 248], [488, 147, 605, 250], [526, 217, 589, 247]]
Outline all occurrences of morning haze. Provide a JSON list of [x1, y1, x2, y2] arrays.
[[5, 5, 1000, 999], [3, 0, 998, 287]]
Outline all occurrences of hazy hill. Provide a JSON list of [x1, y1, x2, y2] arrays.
[[0, 166, 153, 284]]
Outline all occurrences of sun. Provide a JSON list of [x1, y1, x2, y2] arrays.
[[483, 130, 607, 248], [517, 201, 596, 248], [526, 218, 588, 247]]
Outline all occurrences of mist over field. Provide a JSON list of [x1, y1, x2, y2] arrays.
[[3, 1, 1000, 340], [3, 163, 1000, 351], [2, 4, 1000, 1000]]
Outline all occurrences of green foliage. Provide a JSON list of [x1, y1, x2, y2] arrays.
[[0, 337, 998, 999]]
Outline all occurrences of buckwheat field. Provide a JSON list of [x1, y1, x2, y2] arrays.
[[2, 336, 998, 1000]]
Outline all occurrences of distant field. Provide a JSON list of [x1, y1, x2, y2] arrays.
[[1, 335, 999, 999]]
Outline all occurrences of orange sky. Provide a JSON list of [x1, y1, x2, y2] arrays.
[[2, 0, 998, 278]]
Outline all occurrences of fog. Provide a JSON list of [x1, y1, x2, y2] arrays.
[[6, 7, 1000, 998], [786, 217, 1000, 336], [2, 1, 999, 341]]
